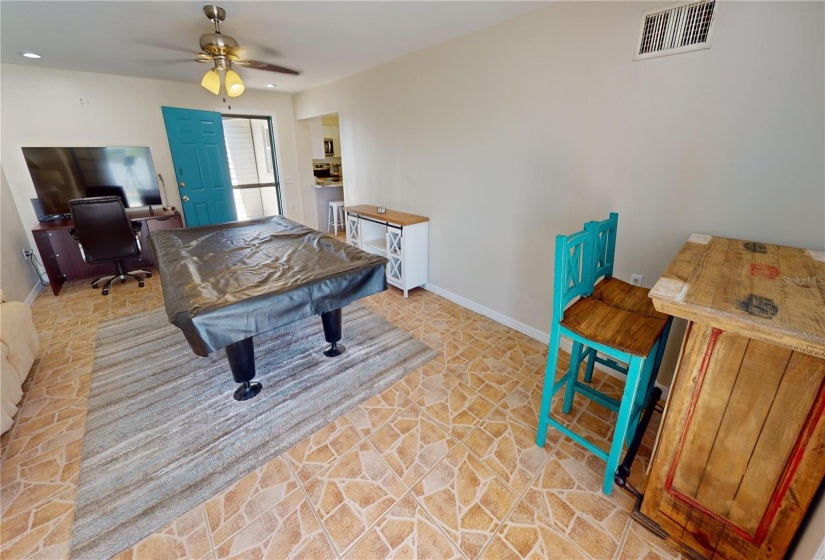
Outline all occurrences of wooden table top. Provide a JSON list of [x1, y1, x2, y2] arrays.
[[650, 234, 825, 358], [344, 205, 429, 226], [31, 208, 180, 231]]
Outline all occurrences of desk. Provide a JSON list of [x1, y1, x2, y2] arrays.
[[640, 235, 825, 559], [32, 209, 182, 295], [149, 216, 387, 401]]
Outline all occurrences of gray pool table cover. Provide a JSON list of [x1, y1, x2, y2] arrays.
[[149, 216, 388, 356]]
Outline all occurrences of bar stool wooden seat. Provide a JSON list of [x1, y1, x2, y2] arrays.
[[578, 213, 672, 384], [536, 223, 670, 495]]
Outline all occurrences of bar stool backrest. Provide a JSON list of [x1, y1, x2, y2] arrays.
[[589, 211, 619, 284], [553, 228, 594, 324]]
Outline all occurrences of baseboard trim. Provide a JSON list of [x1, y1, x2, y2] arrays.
[[423, 283, 548, 343], [24, 283, 42, 306], [423, 282, 670, 398]]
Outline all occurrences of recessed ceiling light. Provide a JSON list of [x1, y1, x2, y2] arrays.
[[20, 52, 42, 59], [265, 84, 277, 88]]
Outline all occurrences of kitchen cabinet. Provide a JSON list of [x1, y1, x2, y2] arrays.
[[314, 185, 344, 233], [310, 117, 341, 159], [640, 235, 825, 559], [344, 205, 428, 298], [323, 125, 341, 157]]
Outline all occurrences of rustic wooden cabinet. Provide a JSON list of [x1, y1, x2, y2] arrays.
[[31, 209, 183, 296], [641, 235, 825, 559]]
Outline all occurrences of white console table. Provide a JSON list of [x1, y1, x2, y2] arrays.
[[344, 205, 429, 298]]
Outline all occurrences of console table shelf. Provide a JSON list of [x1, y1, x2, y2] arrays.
[[344, 205, 429, 298], [32, 209, 183, 295]]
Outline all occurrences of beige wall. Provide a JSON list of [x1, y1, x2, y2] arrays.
[[792, 485, 825, 560], [293, 1, 825, 383], [0, 168, 39, 302], [0, 64, 307, 250]]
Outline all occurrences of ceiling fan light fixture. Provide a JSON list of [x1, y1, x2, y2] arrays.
[[191, 6, 298, 94], [225, 69, 245, 97], [201, 67, 221, 95]]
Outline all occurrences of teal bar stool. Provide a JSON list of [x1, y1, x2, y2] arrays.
[[535, 224, 670, 495], [578, 213, 673, 396]]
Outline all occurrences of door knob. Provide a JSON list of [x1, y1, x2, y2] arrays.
[[182, 195, 190, 202], [179, 182, 186, 187]]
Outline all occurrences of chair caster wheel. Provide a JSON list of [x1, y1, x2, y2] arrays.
[[92, 282, 99, 289], [102, 290, 109, 296], [146, 272, 153, 278], [138, 281, 145, 288]]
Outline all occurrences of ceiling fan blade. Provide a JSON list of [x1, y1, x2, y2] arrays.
[[238, 60, 300, 75], [235, 43, 282, 60], [136, 58, 207, 67], [131, 39, 199, 56]]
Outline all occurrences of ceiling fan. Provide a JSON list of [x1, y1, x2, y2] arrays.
[[195, 5, 300, 98]]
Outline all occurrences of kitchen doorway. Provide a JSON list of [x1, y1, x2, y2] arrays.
[[221, 115, 283, 219], [310, 113, 345, 238]]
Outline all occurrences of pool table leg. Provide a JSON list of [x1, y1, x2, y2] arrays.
[[225, 337, 262, 401], [321, 308, 346, 357]]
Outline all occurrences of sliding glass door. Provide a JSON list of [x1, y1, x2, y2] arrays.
[[221, 115, 283, 220]]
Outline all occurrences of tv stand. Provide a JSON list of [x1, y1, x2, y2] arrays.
[[31, 209, 182, 296]]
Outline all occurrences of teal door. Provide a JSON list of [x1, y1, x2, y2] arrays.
[[161, 106, 237, 226]]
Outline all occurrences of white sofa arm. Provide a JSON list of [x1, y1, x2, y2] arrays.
[[0, 291, 39, 435], [1, 344, 25, 434], [0, 301, 39, 384]]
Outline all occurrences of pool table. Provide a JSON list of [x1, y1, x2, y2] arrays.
[[149, 216, 388, 400]]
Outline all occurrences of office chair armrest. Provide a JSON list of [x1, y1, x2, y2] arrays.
[[68, 229, 88, 262], [132, 221, 142, 253]]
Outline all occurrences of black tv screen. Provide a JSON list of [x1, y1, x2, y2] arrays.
[[22, 147, 162, 215]]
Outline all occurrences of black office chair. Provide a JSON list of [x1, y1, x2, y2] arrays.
[[68, 196, 152, 295]]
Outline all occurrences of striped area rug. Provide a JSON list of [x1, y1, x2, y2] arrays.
[[71, 303, 437, 559]]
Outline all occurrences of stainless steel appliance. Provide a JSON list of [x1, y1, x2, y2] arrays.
[[324, 138, 334, 157], [313, 163, 331, 178]]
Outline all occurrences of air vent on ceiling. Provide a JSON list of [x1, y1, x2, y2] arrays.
[[634, 0, 717, 61]]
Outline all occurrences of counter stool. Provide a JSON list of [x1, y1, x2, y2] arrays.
[[578, 213, 672, 389], [328, 200, 344, 235], [536, 224, 670, 495]]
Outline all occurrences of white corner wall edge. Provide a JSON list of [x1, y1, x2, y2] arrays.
[[24, 283, 42, 307], [815, 536, 825, 560], [423, 282, 671, 399]]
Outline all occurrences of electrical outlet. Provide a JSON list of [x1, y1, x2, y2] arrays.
[[22, 249, 33, 259], [631, 274, 643, 287]]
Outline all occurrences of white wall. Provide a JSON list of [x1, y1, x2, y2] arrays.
[[0, 64, 306, 252], [294, 118, 320, 230], [0, 168, 39, 302], [293, 1, 825, 383], [792, 486, 825, 560]]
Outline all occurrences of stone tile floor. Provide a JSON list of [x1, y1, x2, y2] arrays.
[[0, 271, 682, 559]]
